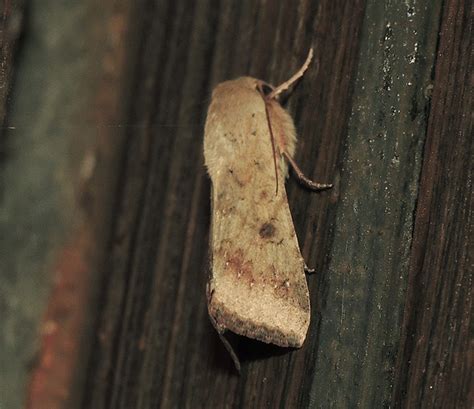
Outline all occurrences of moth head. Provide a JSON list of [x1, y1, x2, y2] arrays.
[[234, 78, 276, 99], [215, 77, 274, 96], [256, 80, 275, 98]]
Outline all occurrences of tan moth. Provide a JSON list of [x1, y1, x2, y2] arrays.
[[204, 49, 331, 369]]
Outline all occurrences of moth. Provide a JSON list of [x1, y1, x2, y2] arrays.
[[204, 49, 331, 369]]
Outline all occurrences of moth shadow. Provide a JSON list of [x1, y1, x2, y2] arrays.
[[237, 336, 291, 363], [209, 328, 292, 373]]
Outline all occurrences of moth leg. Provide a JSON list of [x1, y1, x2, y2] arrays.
[[282, 151, 333, 191], [218, 331, 241, 372], [207, 285, 241, 372], [304, 264, 316, 275]]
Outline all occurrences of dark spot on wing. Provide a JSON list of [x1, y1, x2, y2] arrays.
[[259, 222, 276, 238]]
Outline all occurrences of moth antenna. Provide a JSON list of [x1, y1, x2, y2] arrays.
[[283, 151, 333, 191], [268, 48, 314, 100], [258, 83, 280, 195]]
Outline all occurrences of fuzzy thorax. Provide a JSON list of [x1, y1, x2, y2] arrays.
[[204, 77, 297, 186]]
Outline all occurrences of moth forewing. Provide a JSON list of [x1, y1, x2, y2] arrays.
[[204, 77, 310, 348]]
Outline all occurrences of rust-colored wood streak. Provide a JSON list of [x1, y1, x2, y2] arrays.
[[18, 1, 139, 409], [392, 1, 472, 408]]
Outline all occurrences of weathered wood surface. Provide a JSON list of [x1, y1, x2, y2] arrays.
[[1, 1, 134, 409], [0, 2, 27, 408], [0, 0, 23, 125], [308, 0, 446, 407], [392, 1, 472, 407], [84, 2, 366, 409], [0, 0, 471, 408]]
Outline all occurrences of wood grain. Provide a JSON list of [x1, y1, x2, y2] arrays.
[[84, 1, 367, 408], [392, 1, 472, 408], [0, 0, 24, 126], [1, 0, 468, 408], [308, 0, 445, 407]]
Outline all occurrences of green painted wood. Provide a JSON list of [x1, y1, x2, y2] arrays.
[[0, 1, 133, 408], [0, 1, 87, 408], [392, 1, 472, 407], [308, 1, 444, 407]]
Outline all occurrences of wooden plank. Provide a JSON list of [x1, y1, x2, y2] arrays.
[[3, 0, 467, 408], [0, 0, 24, 126], [0, 3, 28, 409], [311, 1, 448, 408], [0, 1, 136, 408], [392, 1, 472, 408], [82, 1, 368, 408], [308, 0, 445, 407]]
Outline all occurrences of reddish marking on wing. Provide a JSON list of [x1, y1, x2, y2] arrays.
[[225, 249, 254, 285], [273, 279, 291, 299], [259, 190, 269, 200]]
